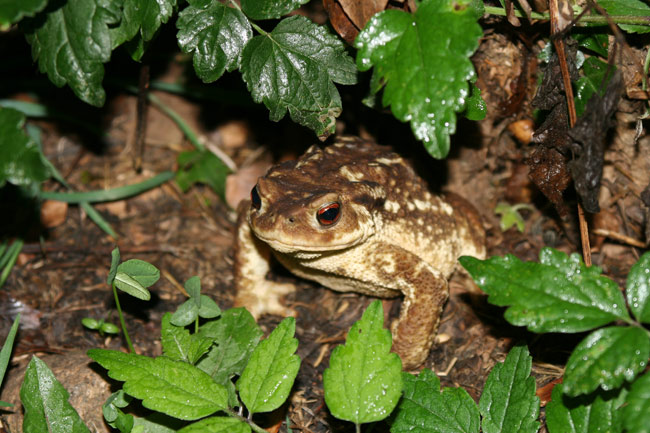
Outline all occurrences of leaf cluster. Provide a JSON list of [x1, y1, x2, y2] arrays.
[[461, 248, 650, 433]]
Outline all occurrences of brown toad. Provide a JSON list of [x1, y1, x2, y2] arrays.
[[234, 137, 486, 369]]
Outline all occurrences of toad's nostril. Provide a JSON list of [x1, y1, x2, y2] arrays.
[[288, 217, 295, 223]]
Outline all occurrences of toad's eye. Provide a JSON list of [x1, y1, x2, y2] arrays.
[[250, 185, 261, 210], [317, 202, 341, 226]]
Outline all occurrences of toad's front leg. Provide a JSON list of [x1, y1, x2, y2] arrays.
[[233, 209, 296, 318]]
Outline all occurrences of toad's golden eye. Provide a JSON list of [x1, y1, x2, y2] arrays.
[[250, 185, 261, 210], [317, 202, 340, 226]]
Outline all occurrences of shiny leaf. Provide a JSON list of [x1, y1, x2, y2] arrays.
[[161, 313, 213, 364], [240, 15, 357, 137], [563, 327, 649, 397], [21, 356, 91, 433], [88, 349, 227, 420], [237, 317, 300, 414], [117, 259, 160, 288], [546, 383, 626, 433], [574, 57, 613, 117], [479, 345, 540, 433], [391, 369, 479, 433], [22, 0, 120, 106], [623, 372, 650, 433], [355, 0, 482, 158], [240, 0, 309, 20], [459, 247, 629, 333], [323, 300, 402, 424], [112, 0, 176, 49], [179, 416, 251, 433], [597, 0, 650, 34], [0, 0, 46, 26], [626, 251, 650, 323], [177, 0, 251, 82]]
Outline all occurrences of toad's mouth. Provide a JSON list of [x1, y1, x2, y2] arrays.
[[251, 231, 361, 254]]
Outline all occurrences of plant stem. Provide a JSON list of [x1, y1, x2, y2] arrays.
[[113, 283, 135, 353], [484, 6, 650, 27], [146, 92, 205, 152], [195, 317, 199, 334], [356, 423, 361, 433], [225, 408, 268, 433], [226, 0, 267, 36]]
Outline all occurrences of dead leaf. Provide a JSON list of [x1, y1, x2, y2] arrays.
[[40, 200, 68, 228], [324, 0, 392, 44]]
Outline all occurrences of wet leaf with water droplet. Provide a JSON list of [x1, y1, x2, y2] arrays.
[[623, 372, 650, 433], [459, 247, 629, 333], [354, 0, 482, 158], [563, 326, 650, 397], [178, 415, 251, 433], [236, 317, 300, 415], [391, 369, 479, 433], [240, 15, 357, 138], [323, 300, 402, 424], [546, 383, 626, 433], [479, 344, 539, 433], [626, 251, 650, 324]]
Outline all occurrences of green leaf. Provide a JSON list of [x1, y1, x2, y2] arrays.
[[175, 149, 230, 199], [0, 314, 20, 391], [0, 107, 50, 189], [112, 0, 176, 48], [575, 33, 609, 57], [563, 326, 650, 397], [21, 356, 91, 433], [546, 383, 626, 433], [240, 15, 357, 138], [199, 295, 221, 319], [117, 259, 160, 288], [103, 391, 134, 432], [161, 313, 213, 364], [240, 0, 309, 20], [237, 317, 301, 414], [479, 345, 539, 433], [0, 0, 46, 27], [179, 416, 251, 433], [494, 202, 533, 233], [197, 307, 263, 382], [355, 0, 482, 158], [185, 276, 201, 300], [623, 372, 650, 433], [88, 349, 228, 420], [114, 272, 151, 300], [459, 248, 630, 333], [465, 82, 487, 121], [626, 251, 650, 323], [22, 0, 120, 106], [82, 318, 100, 330], [323, 300, 402, 424], [171, 299, 199, 327], [574, 57, 613, 117], [597, 0, 650, 34], [107, 247, 121, 286], [132, 412, 185, 432], [391, 369, 479, 433], [100, 322, 120, 334], [177, 0, 251, 82]]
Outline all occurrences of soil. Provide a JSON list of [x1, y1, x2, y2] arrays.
[[1, 7, 649, 433]]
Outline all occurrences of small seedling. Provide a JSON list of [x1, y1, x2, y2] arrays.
[[81, 318, 119, 337]]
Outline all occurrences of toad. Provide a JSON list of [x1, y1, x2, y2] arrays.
[[234, 137, 486, 369]]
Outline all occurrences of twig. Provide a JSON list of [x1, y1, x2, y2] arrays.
[[592, 229, 647, 248]]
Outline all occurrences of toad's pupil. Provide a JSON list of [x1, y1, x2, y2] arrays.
[[250, 186, 261, 210], [317, 203, 340, 225]]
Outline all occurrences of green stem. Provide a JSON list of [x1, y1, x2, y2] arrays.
[[484, 6, 650, 27], [356, 423, 361, 433], [225, 408, 268, 433], [195, 316, 199, 334], [146, 92, 205, 152], [226, 0, 267, 36], [113, 283, 135, 353]]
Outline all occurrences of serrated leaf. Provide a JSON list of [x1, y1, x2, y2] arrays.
[[0, 107, 50, 189], [323, 300, 402, 424], [171, 299, 199, 326], [0, 0, 46, 27], [117, 259, 160, 288], [107, 247, 121, 285], [112, 0, 176, 48], [177, 0, 251, 82], [459, 248, 629, 333], [179, 416, 251, 433], [114, 271, 152, 300], [240, 15, 357, 138], [597, 0, 650, 34], [355, 0, 482, 158], [161, 313, 213, 364], [623, 372, 650, 433], [88, 349, 227, 420], [391, 369, 479, 433], [22, 0, 120, 106], [20, 356, 91, 433], [240, 0, 309, 20], [237, 317, 300, 414], [546, 383, 626, 433], [132, 412, 185, 432], [197, 307, 263, 384], [574, 57, 613, 117], [479, 345, 539, 433], [626, 251, 650, 323], [175, 149, 230, 199], [563, 327, 649, 397]]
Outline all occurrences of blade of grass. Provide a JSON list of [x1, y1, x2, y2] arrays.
[[0, 314, 20, 407], [0, 240, 23, 289], [39, 171, 174, 203]]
